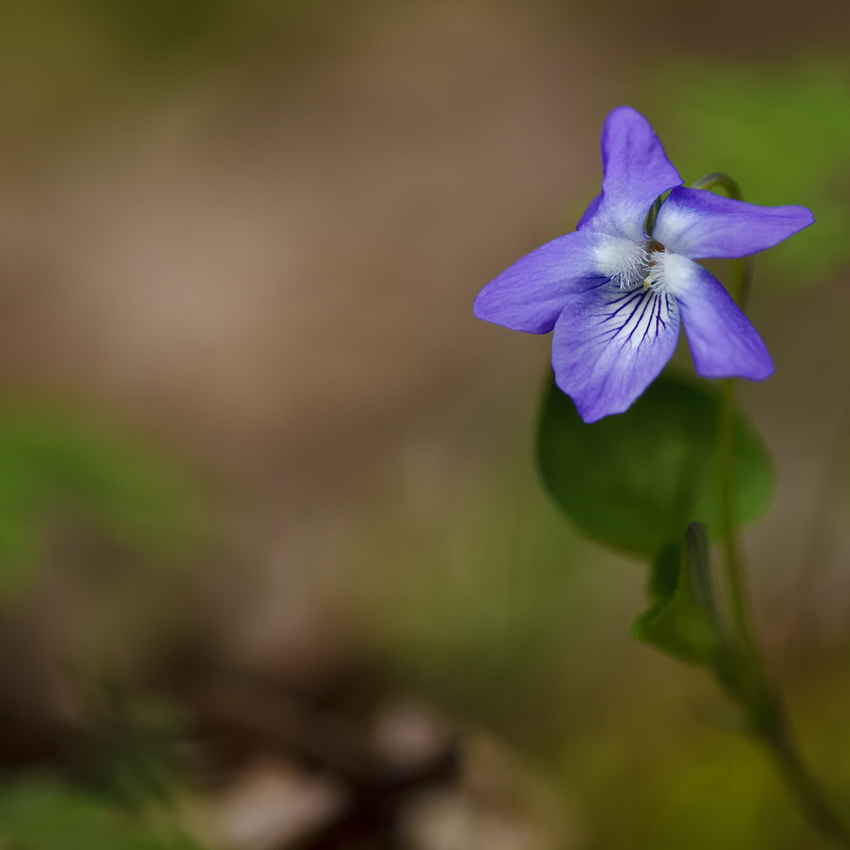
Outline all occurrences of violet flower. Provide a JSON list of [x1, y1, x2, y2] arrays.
[[474, 107, 814, 422]]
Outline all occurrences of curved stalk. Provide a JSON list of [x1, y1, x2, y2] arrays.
[[694, 173, 850, 847]]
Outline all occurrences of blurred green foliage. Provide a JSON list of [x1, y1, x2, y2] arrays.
[[536, 373, 773, 558], [0, 775, 201, 850], [0, 401, 203, 595], [657, 58, 850, 289]]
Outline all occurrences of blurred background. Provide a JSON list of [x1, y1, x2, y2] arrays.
[[1, 0, 850, 847]]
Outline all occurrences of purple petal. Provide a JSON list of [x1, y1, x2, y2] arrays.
[[473, 231, 620, 334], [654, 187, 815, 259], [664, 253, 773, 380], [551, 283, 680, 422], [579, 107, 682, 243]]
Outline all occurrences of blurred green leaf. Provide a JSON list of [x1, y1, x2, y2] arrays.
[[656, 58, 850, 288], [632, 524, 723, 666], [0, 775, 202, 850], [536, 373, 773, 557], [0, 402, 204, 595]]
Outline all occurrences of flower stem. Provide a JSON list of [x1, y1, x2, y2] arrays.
[[699, 172, 850, 846], [767, 719, 850, 847], [717, 377, 759, 663], [719, 389, 850, 848], [719, 369, 850, 850]]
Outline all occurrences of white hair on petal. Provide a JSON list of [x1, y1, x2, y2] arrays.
[[644, 249, 690, 296], [596, 239, 650, 290]]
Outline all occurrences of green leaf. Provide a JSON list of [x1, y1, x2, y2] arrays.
[[536, 372, 773, 558], [632, 523, 723, 667]]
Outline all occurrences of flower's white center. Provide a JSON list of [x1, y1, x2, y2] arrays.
[[643, 249, 670, 294], [643, 248, 691, 297], [596, 238, 684, 296], [597, 239, 649, 290]]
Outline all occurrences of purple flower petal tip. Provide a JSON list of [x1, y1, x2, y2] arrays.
[[472, 231, 616, 334], [579, 106, 682, 243], [551, 283, 680, 423], [670, 255, 774, 382], [655, 189, 815, 259]]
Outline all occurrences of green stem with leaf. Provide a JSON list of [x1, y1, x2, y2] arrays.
[[695, 173, 850, 847]]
